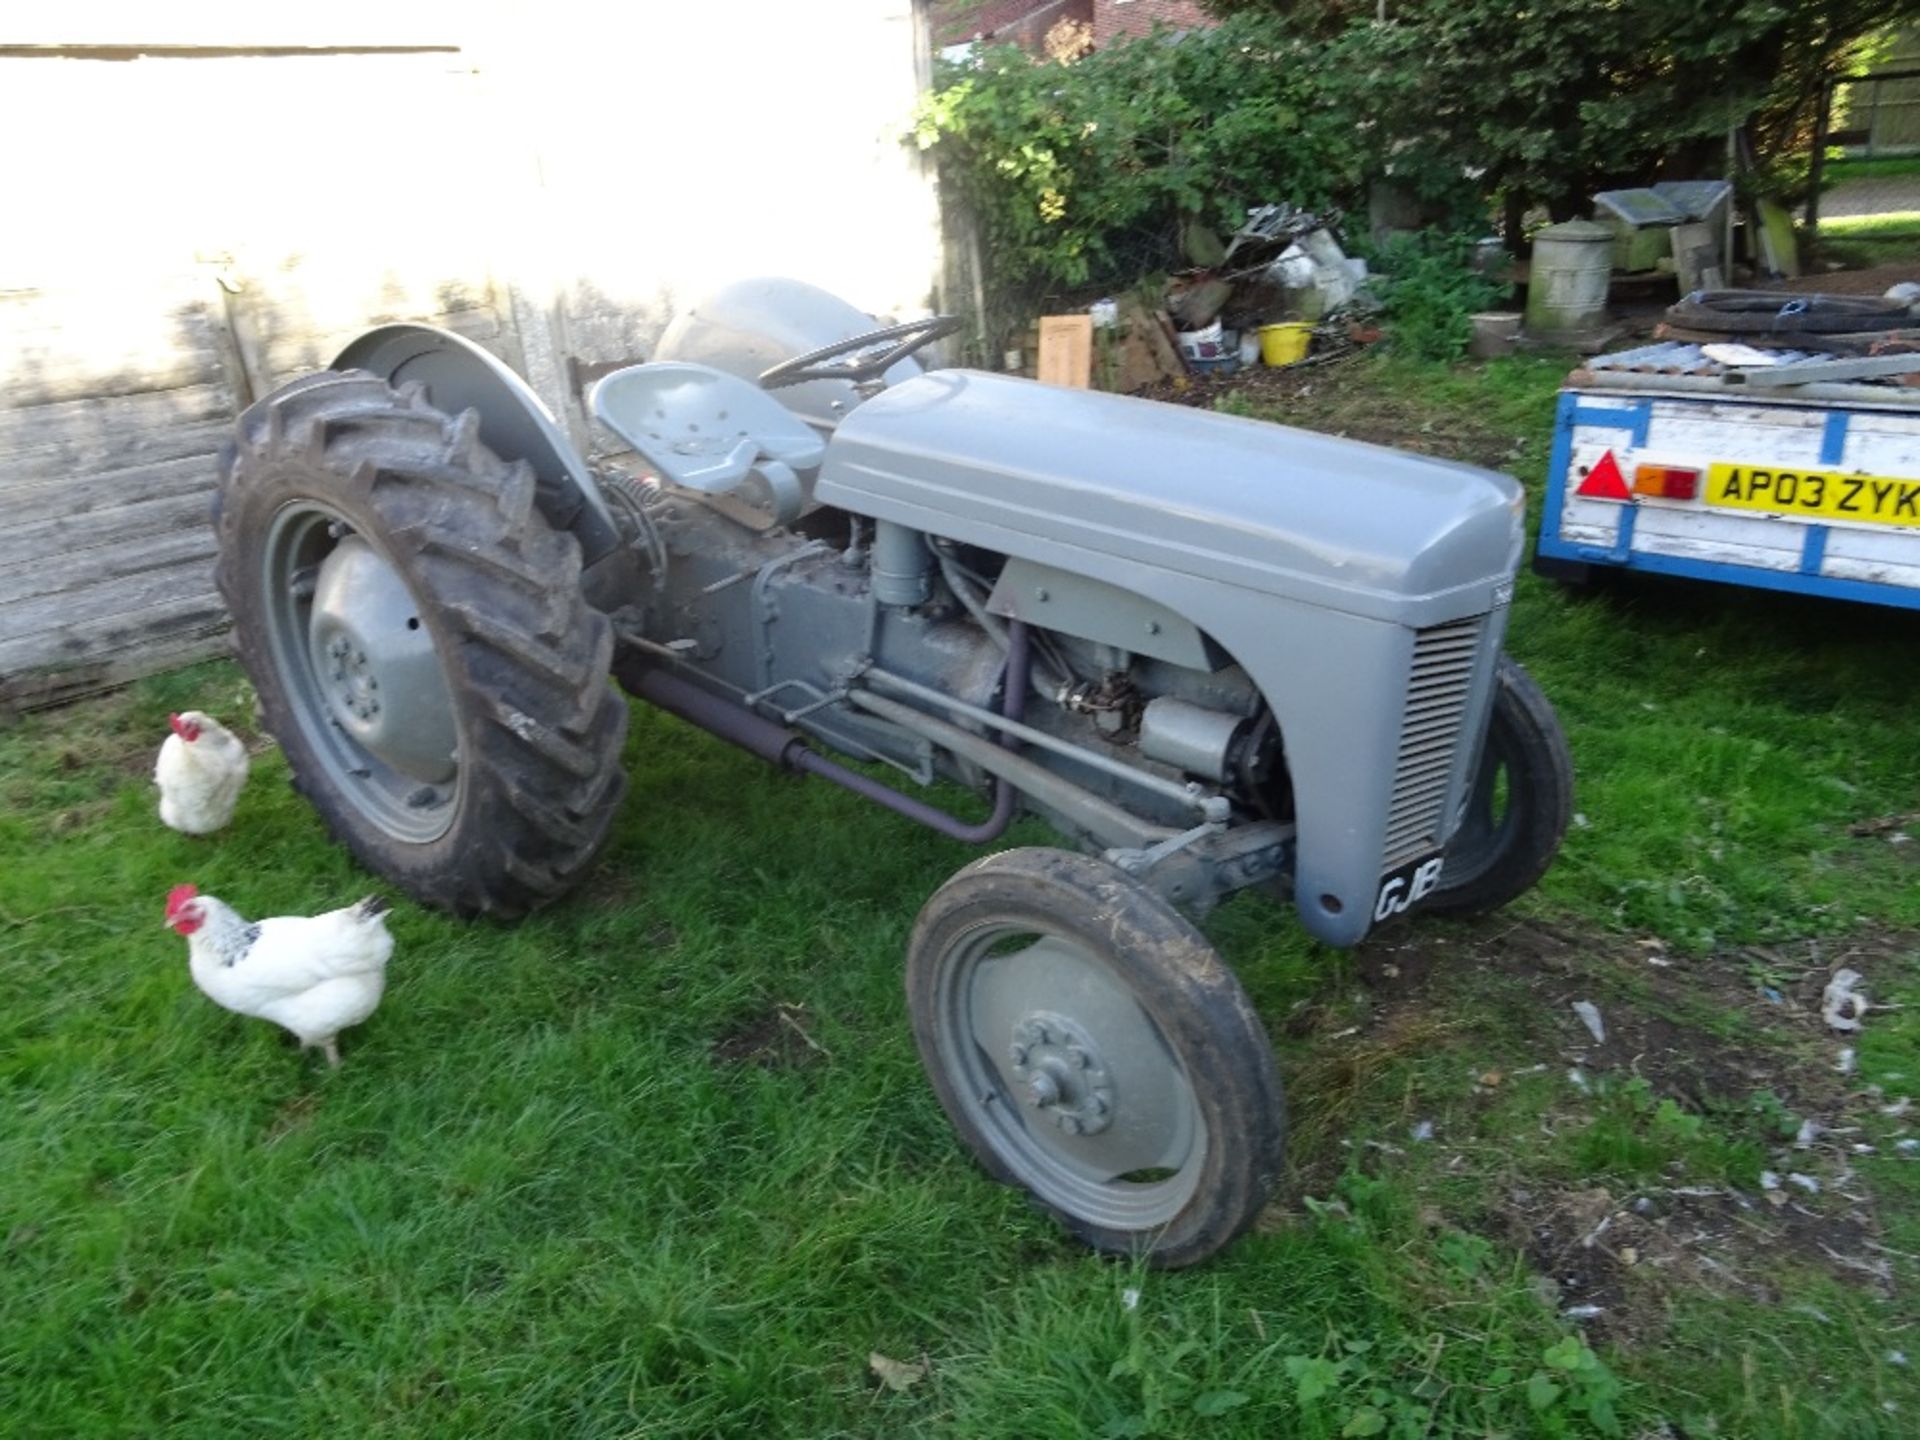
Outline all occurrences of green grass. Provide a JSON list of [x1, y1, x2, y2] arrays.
[[1820, 211, 1920, 238], [1823, 155, 1920, 183], [5, 353, 1920, 1436], [1815, 210, 1920, 270]]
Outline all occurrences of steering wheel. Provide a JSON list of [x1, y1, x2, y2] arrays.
[[758, 315, 963, 390]]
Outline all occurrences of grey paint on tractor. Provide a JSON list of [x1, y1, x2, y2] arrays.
[[333, 324, 623, 563], [652, 276, 928, 432], [227, 272, 1571, 1269], [329, 279, 1522, 946], [814, 371, 1521, 944]]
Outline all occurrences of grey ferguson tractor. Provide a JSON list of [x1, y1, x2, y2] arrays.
[[214, 278, 1572, 1266]]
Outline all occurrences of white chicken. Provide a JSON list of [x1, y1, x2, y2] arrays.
[[154, 711, 250, 835], [166, 884, 394, 1067]]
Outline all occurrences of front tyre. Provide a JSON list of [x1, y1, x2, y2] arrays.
[[907, 848, 1285, 1267], [1423, 655, 1573, 918], [215, 371, 628, 917]]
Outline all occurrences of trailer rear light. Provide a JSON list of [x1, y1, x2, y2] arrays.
[[1633, 464, 1701, 500], [1574, 450, 1631, 501]]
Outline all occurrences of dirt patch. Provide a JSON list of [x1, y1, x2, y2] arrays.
[[710, 1002, 830, 1070], [1359, 916, 1892, 1112], [579, 865, 644, 910], [264, 1091, 322, 1144], [1135, 354, 1530, 472], [1769, 263, 1920, 297], [1323, 917, 1915, 1338], [1510, 1177, 1889, 1344]]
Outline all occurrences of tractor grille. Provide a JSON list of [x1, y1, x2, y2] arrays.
[[1380, 617, 1485, 870]]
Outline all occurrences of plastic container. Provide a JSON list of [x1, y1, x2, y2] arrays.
[[1523, 220, 1613, 337], [1187, 355, 1240, 375], [1258, 322, 1312, 367], [1176, 320, 1228, 362]]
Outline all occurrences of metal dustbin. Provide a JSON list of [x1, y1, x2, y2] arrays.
[[1524, 220, 1613, 339]]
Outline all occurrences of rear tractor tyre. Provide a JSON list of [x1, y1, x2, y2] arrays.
[[1423, 655, 1573, 918], [906, 848, 1286, 1267], [215, 371, 628, 917]]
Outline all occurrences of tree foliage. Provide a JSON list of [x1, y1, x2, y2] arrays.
[[911, 14, 1372, 293], [911, 2, 1916, 323], [1208, 1, 1920, 222]]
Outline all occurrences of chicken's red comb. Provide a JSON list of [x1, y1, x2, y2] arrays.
[[168, 713, 198, 740], [165, 884, 198, 917]]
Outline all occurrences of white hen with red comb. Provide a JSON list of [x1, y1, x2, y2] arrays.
[[155, 711, 250, 835], [167, 885, 393, 1067]]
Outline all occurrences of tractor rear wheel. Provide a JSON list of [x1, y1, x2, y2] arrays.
[[215, 371, 628, 917]]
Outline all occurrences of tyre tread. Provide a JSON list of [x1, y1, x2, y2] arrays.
[[215, 369, 627, 918]]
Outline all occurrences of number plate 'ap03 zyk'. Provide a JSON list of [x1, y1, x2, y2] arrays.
[[1707, 464, 1920, 527]]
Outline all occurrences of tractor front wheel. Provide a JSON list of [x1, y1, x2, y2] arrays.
[[215, 371, 628, 917], [1423, 655, 1573, 918], [907, 848, 1285, 1267]]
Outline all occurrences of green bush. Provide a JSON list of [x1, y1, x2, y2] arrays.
[[910, 15, 1376, 297], [1365, 231, 1504, 363]]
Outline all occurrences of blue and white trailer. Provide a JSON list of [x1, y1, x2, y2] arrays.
[[1533, 342, 1920, 610]]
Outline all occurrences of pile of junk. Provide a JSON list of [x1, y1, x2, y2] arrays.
[[1575, 285, 1920, 397], [1056, 204, 1393, 392]]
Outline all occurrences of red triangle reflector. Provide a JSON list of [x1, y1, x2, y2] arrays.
[[1576, 449, 1631, 501]]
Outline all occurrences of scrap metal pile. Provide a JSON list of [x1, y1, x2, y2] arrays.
[[1572, 287, 1920, 400], [1088, 204, 1381, 390]]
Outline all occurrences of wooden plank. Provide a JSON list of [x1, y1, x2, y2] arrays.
[[0, 382, 231, 458], [0, 558, 220, 649], [1037, 314, 1094, 388], [0, 622, 231, 713], [0, 333, 227, 407], [0, 520, 217, 607], [1743, 352, 1920, 388], [0, 285, 230, 407], [0, 589, 228, 709], [0, 410, 231, 487], [0, 491, 216, 568], [2, 454, 216, 527]]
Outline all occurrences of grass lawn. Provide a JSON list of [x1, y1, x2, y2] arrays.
[[5, 353, 1919, 1437], [1823, 156, 1920, 183], [1816, 211, 1920, 270]]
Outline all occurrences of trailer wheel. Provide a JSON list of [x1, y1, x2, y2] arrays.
[[907, 848, 1285, 1267], [1424, 656, 1572, 917], [215, 371, 628, 917]]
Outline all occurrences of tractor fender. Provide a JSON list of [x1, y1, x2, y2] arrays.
[[332, 325, 621, 565]]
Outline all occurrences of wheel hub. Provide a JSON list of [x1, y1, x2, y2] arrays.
[[1008, 1012, 1113, 1137], [307, 536, 458, 785]]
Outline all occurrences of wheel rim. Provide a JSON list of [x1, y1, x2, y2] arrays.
[[934, 919, 1206, 1232], [261, 500, 462, 843]]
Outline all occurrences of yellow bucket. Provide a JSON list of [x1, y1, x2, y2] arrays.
[[1258, 322, 1312, 367]]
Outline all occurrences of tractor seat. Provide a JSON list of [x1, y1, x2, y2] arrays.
[[589, 362, 825, 526]]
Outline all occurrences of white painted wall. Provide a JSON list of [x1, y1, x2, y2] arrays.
[[469, 2, 942, 363], [0, 3, 941, 705]]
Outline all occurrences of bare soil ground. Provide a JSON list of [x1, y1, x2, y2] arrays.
[[1312, 915, 1913, 1344]]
